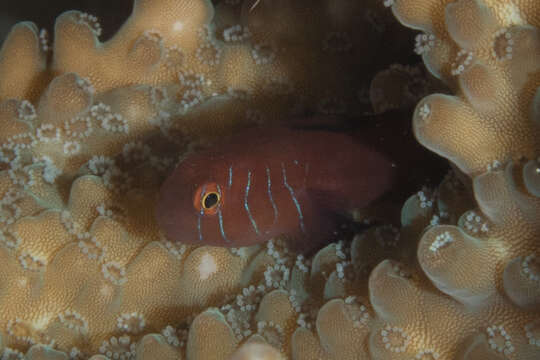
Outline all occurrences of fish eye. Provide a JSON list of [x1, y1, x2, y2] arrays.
[[193, 182, 223, 215], [202, 192, 220, 209]]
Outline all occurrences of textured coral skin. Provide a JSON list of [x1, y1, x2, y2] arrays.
[[0, 0, 538, 359], [156, 128, 396, 248]]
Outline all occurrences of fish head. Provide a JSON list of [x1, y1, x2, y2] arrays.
[[155, 152, 234, 246]]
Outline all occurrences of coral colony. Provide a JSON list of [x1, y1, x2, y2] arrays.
[[0, 0, 538, 359]]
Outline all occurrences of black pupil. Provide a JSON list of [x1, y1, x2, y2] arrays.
[[204, 193, 219, 208]]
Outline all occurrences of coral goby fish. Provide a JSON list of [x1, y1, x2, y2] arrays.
[[156, 127, 397, 249]]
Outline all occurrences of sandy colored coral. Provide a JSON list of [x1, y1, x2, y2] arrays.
[[0, 0, 539, 359], [390, 0, 540, 176]]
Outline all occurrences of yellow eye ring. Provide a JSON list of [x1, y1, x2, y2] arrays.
[[202, 191, 220, 210], [194, 182, 223, 215]]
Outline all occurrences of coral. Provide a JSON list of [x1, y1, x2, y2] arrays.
[[0, 0, 538, 359], [390, 0, 540, 176]]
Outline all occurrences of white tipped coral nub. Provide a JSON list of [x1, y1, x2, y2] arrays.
[[3, 188, 22, 203], [87, 155, 116, 176], [179, 88, 204, 110], [380, 325, 411, 353], [414, 33, 436, 55], [97, 203, 127, 221], [222, 304, 253, 340], [264, 263, 290, 288], [142, 29, 163, 44], [486, 160, 502, 172], [257, 321, 284, 350], [524, 320, 540, 347], [36, 124, 61, 143], [8, 167, 35, 189], [18, 251, 46, 271], [237, 285, 264, 312], [78, 236, 105, 261], [223, 25, 251, 42], [178, 70, 206, 89], [266, 238, 290, 262], [229, 247, 246, 257], [295, 254, 310, 273], [117, 312, 146, 334], [486, 325, 514, 355], [63, 141, 81, 155], [60, 210, 76, 233], [450, 50, 474, 76], [122, 142, 151, 163], [343, 297, 370, 328], [161, 325, 180, 347], [417, 103, 431, 121], [0, 229, 21, 248], [17, 100, 37, 122], [99, 335, 136, 359], [164, 45, 185, 69], [429, 231, 454, 252], [64, 116, 93, 139], [101, 262, 127, 285], [335, 239, 347, 259], [101, 113, 129, 133], [90, 103, 113, 121], [150, 87, 168, 107], [39, 28, 50, 52], [296, 312, 313, 329], [429, 213, 446, 226], [521, 254, 539, 282], [288, 289, 301, 312], [7, 318, 35, 344], [0, 197, 22, 224], [7, 133, 37, 149], [69, 347, 83, 359], [161, 239, 186, 260], [161, 324, 190, 347], [390, 262, 411, 279], [74, 12, 102, 37], [336, 260, 352, 280], [38, 155, 62, 184], [492, 28, 513, 61], [3, 347, 25, 359], [415, 349, 440, 359], [58, 310, 89, 335], [0, 144, 19, 164], [417, 189, 434, 209], [463, 210, 490, 234], [196, 37, 222, 66], [75, 76, 95, 95], [7, 319, 55, 347]]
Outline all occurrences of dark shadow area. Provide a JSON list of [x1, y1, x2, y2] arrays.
[[0, 0, 132, 45]]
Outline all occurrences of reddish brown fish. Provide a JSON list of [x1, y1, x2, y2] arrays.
[[155, 127, 397, 250]]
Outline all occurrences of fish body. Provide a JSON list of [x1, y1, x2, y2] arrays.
[[156, 128, 396, 249]]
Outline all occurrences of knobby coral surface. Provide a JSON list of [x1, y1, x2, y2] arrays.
[[0, 0, 538, 359]]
